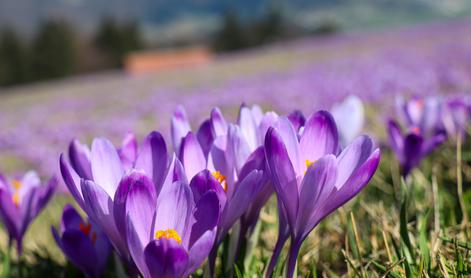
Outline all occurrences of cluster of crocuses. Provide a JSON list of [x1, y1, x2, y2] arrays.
[[387, 94, 471, 178], [54, 97, 380, 278]]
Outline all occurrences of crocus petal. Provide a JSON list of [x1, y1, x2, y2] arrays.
[[180, 132, 206, 179], [197, 119, 215, 158], [296, 155, 337, 238], [402, 133, 424, 176], [60, 204, 83, 232], [238, 106, 258, 151], [124, 172, 157, 278], [68, 139, 92, 179], [60, 154, 85, 209], [185, 229, 216, 277], [422, 132, 446, 156], [287, 110, 305, 132], [300, 111, 339, 163], [209, 136, 229, 180], [81, 180, 126, 257], [31, 176, 57, 215], [265, 127, 299, 228], [60, 230, 100, 278], [0, 173, 8, 190], [114, 171, 156, 241], [335, 135, 374, 189], [119, 132, 138, 170], [220, 170, 263, 232], [323, 149, 380, 219], [258, 111, 279, 144], [189, 170, 226, 209], [90, 138, 124, 198], [18, 171, 41, 201], [274, 117, 302, 174], [144, 239, 189, 278], [155, 181, 194, 247], [227, 124, 252, 174], [387, 119, 404, 160], [0, 189, 20, 239], [250, 105, 264, 125], [134, 131, 168, 194], [332, 95, 364, 145], [189, 191, 219, 248], [171, 105, 191, 156], [238, 146, 266, 181], [210, 107, 227, 137]]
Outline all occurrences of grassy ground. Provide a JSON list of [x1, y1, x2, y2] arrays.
[[0, 106, 469, 277]]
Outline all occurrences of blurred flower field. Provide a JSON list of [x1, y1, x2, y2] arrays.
[[0, 20, 470, 277]]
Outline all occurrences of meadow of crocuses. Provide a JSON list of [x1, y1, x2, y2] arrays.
[[0, 20, 470, 277]]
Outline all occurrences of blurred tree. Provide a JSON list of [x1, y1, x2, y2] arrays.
[[95, 18, 143, 68], [252, 8, 283, 45], [0, 28, 29, 86], [212, 11, 247, 52], [31, 20, 77, 81]]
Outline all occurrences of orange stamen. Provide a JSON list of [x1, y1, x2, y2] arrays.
[[79, 222, 92, 237], [212, 171, 228, 192], [155, 229, 182, 244], [12, 179, 22, 190], [12, 192, 20, 207]]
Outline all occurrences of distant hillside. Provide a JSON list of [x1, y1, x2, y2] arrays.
[[1, 0, 470, 43]]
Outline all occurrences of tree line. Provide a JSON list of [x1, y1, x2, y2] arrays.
[[0, 18, 142, 87]]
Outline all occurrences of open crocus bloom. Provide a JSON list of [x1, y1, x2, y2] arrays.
[[0, 171, 57, 254], [178, 105, 276, 239], [331, 95, 365, 146], [60, 131, 169, 262], [52, 204, 111, 278], [119, 170, 221, 278], [265, 111, 380, 278]]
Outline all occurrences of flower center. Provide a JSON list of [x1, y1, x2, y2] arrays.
[[305, 160, 315, 174], [212, 171, 227, 192], [11, 179, 22, 207], [155, 229, 182, 244], [411, 127, 421, 135], [79, 222, 97, 244]]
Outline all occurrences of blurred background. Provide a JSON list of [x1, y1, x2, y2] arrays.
[[0, 1, 470, 179], [0, 0, 470, 86]]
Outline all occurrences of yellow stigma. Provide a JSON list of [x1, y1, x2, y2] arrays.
[[12, 179, 22, 190], [212, 171, 227, 192], [155, 229, 182, 244], [305, 160, 315, 168]]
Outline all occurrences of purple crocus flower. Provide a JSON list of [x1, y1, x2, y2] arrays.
[[265, 111, 380, 278], [0, 171, 57, 254], [52, 204, 111, 278], [116, 170, 221, 278], [388, 96, 446, 177], [442, 95, 471, 141], [59, 131, 169, 266], [387, 119, 446, 177]]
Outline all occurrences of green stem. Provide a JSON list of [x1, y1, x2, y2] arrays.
[[457, 135, 468, 227]]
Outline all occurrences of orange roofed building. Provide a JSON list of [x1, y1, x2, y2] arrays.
[[124, 47, 213, 74]]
